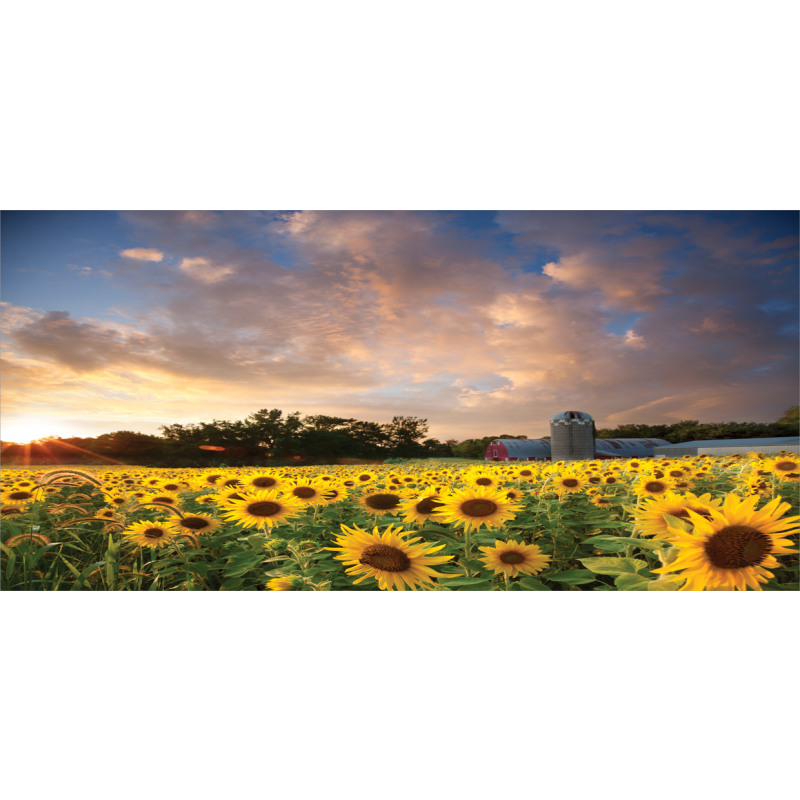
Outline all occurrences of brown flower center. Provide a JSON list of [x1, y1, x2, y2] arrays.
[[180, 517, 212, 530], [152, 496, 176, 504], [247, 501, 282, 517], [357, 474, 372, 482], [416, 497, 443, 514], [671, 506, 713, 521], [162, 483, 181, 491], [359, 543, 411, 572], [775, 460, 798, 472], [475, 477, 493, 486], [222, 478, 241, 487], [561, 479, 579, 488], [144, 528, 166, 539], [518, 470, 533, 477], [293, 487, 317, 499], [644, 481, 667, 493], [460, 499, 498, 517], [499, 550, 526, 565], [604, 477, 617, 484], [365, 493, 402, 510], [704, 526, 772, 569], [251, 476, 278, 488], [9, 491, 33, 501]]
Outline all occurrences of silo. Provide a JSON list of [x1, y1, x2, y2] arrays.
[[550, 410, 595, 461]]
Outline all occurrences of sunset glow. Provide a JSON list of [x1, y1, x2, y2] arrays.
[[1, 210, 797, 441]]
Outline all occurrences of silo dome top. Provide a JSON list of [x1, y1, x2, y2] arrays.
[[550, 410, 593, 422]]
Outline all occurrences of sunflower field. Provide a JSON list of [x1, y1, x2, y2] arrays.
[[1, 453, 798, 591]]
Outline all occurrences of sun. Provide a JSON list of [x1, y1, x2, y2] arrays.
[[1, 418, 61, 444]]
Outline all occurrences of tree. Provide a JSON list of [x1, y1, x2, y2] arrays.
[[383, 416, 430, 458], [777, 406, 799, 427]]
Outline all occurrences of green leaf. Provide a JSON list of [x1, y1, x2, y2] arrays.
[[581, 536, 626, 552], [2, 543, 17, 581], [614, 573, 651, 591], [647, 577, 683, 591], [580, 557, 650, 576], [518, 576, 552, 591], [438, 575, 493, 587], [546, 569, 597, 585], [583, 536, 662, 552]]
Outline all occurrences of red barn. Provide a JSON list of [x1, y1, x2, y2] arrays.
[[485, 439, 552, 461]]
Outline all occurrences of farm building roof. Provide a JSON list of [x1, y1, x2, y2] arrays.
[[492, 438, 552, 457], [655, 437, 799, 449]]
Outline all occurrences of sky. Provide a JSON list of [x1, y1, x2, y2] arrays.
[[1, 209, 798, 444]]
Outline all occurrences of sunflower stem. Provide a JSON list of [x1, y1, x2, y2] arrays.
[[463, 527, 472, 577]]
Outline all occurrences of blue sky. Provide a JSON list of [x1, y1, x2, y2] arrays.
[[1, 209, 797, 442]]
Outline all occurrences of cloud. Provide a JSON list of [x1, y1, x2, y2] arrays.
[[2, 212, 797, 440], [120, 247, 164, 262], [178, 257, 235, 284]]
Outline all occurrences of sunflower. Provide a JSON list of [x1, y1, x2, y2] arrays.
[[633, 476, 674, 498], [478, 539, 551, 578], [285, 479, 331, 507], [433, 484, 522, 532], [358, 489, 407, 516], [320, 484, 350, 504], [551, 473, 586, 495], [159, 479, 190, 493], [266, 576, 296, 591], [198, 472, 226, 487], [122, 520, 179, 549], [632, 491, 724, 540], [243, 472, 284, 491], [467, 472, 502, 489], [590, 494, 616, 508], [173, 513, 221, 535], [141, 491, 181, 508], [353, 470, 377, 485], [222, 489, 306, 529], [652, 493, 799, 591], [1, 488, 38, 506], [741, 473, 773, 498], [102, 491, 132, 508], [326, 523, 454, 590], [215, 487, 250, 505], [768, 455, 800, 481], [398, 493, 445, 525]]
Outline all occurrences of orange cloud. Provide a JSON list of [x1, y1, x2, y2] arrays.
[[120, 247, 164, 261]]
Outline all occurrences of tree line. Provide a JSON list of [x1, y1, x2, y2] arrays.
[[2, 406, 796, 466]]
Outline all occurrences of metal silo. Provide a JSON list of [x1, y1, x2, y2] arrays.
[[550, 410, 595, 461]]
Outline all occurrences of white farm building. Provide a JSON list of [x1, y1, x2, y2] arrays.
[[485, 410, 671, 462], [652, 437, 799, 458]]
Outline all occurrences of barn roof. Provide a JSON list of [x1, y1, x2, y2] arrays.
[[493, 438, 552, 456], [595, 438, 672, 451], [655, 437, 799, 449]]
